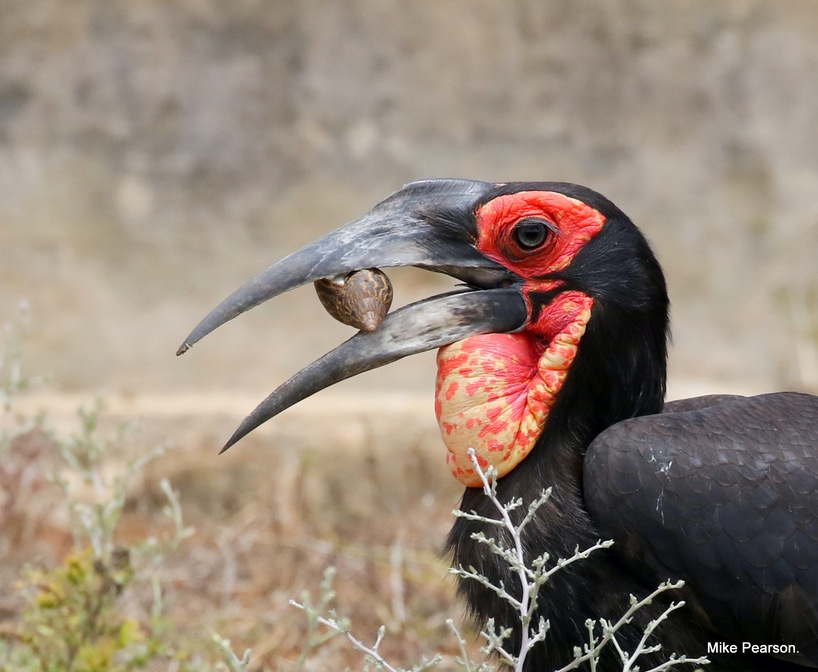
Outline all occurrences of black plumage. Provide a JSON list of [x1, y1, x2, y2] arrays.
[[585, 392, 818, 665]]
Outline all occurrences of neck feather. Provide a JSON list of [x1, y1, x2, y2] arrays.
[[446, 289, 670, 669]]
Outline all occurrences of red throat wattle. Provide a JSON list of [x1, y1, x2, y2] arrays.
[[434, 190, 605, 486], [435, 291, 594, 486]]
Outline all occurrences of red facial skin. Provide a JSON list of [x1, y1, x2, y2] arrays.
[[434, 191, 605, 486]]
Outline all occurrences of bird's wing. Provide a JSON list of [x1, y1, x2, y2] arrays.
[[583, 392, 818, 664]]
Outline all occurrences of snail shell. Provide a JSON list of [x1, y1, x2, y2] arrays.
[[314, 268, 394, 332]]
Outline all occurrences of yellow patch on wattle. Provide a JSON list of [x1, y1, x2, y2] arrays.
[[435, 292, 593, 486]]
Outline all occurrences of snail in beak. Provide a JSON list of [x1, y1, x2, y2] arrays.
[[314, 268, 393, 332]]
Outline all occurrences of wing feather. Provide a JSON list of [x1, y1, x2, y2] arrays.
[[584, 392, 818, 664]]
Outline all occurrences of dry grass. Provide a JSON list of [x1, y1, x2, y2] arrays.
[[0, 390, 483, 671]]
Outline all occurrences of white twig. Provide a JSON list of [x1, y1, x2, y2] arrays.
[[289, 601, 402, 672], [553, 581, 709, 672], [460, 448, 708, 672], [212, 634, 251, 672], [465, 448, 539, 672], [290, 598, 443, 672], [287, 447, 709, 672]]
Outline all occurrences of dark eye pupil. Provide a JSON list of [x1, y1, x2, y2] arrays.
[[513, 219, 549, 250]]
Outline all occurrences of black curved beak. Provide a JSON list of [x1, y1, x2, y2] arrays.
[[177, 179, 529, 451]]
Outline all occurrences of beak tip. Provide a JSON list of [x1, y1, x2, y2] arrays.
[[220, 421, 255, 453], [219, 434, 240, 454], [176, 343, 191, 356]]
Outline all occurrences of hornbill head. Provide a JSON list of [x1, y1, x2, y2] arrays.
[[178, 179, 669, 484]]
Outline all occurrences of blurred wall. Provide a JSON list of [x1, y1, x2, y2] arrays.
[[1, 0, 817, 396]]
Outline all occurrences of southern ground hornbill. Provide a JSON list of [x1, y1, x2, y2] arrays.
[[178, 179, 818, 670]]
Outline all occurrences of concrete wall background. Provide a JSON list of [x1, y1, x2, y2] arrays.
[[2, 0, 817, 398]]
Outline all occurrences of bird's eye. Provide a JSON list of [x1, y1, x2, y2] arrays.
[[512, 218, 552, 250]]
